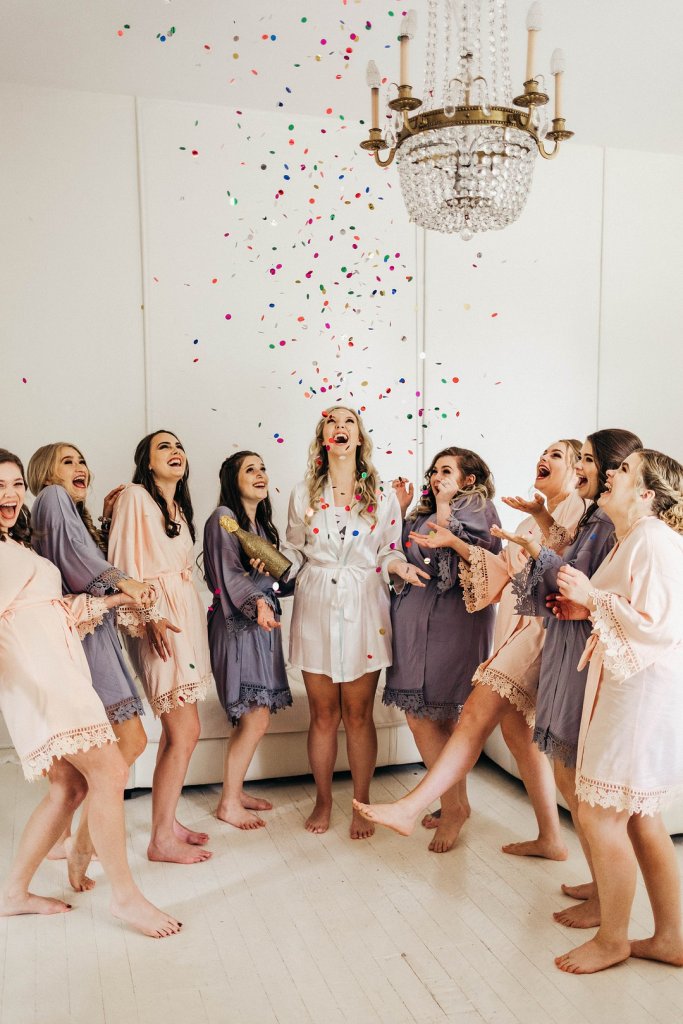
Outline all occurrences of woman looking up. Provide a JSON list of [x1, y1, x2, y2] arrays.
[[203, 451, 292, 830], [286, 406, 428, 839], [109, 430, 213, 865]]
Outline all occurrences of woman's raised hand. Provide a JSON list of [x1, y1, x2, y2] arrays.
[[391, 477, 414, 516], [256, 598, 280, 632], [501, 493, 545, 516], [408, 521, 454, 550], [117, 577, 157, 608], [556, 565, 593, 607], [102, 484, 125, 521], [389, 560, 430, 589]]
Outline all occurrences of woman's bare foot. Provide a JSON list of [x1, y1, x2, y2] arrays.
[[351, 798, 417, 837], [0, 892, 72, 916], [305, 799, 332, 834], [502, 837, 568, 861], [421, 808, 441, 830], [216, 802, 265, 830], [173, 819, 210, 845], [428, 808, 469, 853], [111, 893, 182, 938], [553, 897, 601, 929], [350, 807, 375, 840], [561, 881, 595, 901], [555, 936, 630, 974], [64, 837, 96, 892], [630, 934, 683, 967], [147, 836, 212, 864], [241, 792, 273, 812]]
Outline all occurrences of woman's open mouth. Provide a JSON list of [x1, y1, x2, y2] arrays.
[[536, 464, 550, 479], [168, 457, 183, 468], [0, 501, 18, 521], [576, 474, 588, 487], [72, 474, 87, 489], [333, 433, 349, 445]]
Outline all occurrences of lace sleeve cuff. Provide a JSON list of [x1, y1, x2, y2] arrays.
[[544, 522, 574, 553], [511, 545, 556, 615], [86, 567, 129, 596], [590, 589, 642, 682], [458, 546, 489, 613], [116, 603, 163, 638], [240, 593, 267, 621], [76, 596, 109, 640]]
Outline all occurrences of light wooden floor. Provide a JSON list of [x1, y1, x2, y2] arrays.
[[1, 757, 683, 1024]]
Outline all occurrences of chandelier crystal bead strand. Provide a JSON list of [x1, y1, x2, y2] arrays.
[[360, 0, 573, 239]]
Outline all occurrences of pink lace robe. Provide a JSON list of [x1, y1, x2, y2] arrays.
[[458, 491, 585, 723], [575, 516, 683, 816]]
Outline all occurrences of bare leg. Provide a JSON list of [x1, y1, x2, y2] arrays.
[[216, 706, 271, 829], [407, 715, 469, 853], [341, 672, 380, 839], [302, 672, 342, 834], [629, 812, 683, 966], [155, 729, 210, 846], [0, 759, 86, 917], [555, 803, 632, 973], [499, 710, 568, 861], [552, 761, 600, 927], [64, 744, 181, 937], [147, 703, 212, 863], [66, 715, 148, 891], [353, 684, 508, 834]]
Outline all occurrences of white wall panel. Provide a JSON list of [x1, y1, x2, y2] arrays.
[[0, 84, 145, 507], [421, 145, 604, 525], [137, 99, 419, 532], [598, 148, 683, 457]]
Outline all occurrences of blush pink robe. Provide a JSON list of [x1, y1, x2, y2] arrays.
[[576, 516, 683, 815], [458, 491, 585, 724], [108, 485, 211, 717], [0, 538, 115, 779]]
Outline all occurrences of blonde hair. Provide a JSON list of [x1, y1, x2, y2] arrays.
[[558, 438, 582, 465], [304, 406, 379, 523], [637, 449, 683, 535], [410, 446, 495, 520], [27, 442, 106, 553]]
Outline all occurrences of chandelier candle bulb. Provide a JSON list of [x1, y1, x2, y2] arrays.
[[366, 60, 381, 129], [399, 10, 417, 87], [550, 48, 566, 119], [525, 2, 543, 81]]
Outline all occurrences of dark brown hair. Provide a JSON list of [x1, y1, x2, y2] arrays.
[[132, 430, 196, 542], [0, 450, 31, 547], [577, 428, 643, 532]]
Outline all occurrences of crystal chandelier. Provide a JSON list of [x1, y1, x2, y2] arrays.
[[361, 0, 573, 239]]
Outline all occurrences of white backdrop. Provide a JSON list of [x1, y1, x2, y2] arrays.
[[2, 82, 681, 553]]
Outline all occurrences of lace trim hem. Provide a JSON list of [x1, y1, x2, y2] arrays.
[[22, 723, 117, 781], [148, 675, 211, 717], [105, 695, 145, 723], [511, 545, 556, 615], [76, 596, 108, 640], [458, 545, 489, 613], [589, 589, 642, 683], [382, 687, 463, 722], [472, 665, 535, 726], [545, 522, 573, 553], [575, 774, 679, 817], [225, 683, 293, 724], [116, 603, 163, 638], [87, 567, 128, 596], [532, 725, 577, 768]]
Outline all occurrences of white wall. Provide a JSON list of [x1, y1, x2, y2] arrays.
[[2, 82, 681, 545]]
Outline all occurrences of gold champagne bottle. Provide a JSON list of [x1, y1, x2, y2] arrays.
[[219, 516, 292, 581]]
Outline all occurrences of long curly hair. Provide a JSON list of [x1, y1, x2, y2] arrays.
[[132, 430, 196, 542], [26, 442, 106, 554], [304, 406, 379, 523], [637, 449, 683, 535], [576, 428, 643, 533], [409, 446, 495, 520], [0, 449, 31, 547], [217, 451, 280, 567]]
